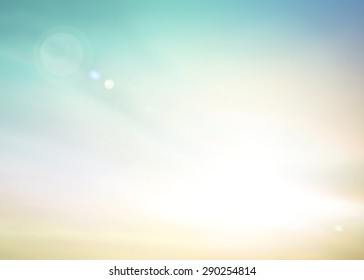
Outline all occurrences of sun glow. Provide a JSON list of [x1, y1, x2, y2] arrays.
[[144, 116, 363, 234]]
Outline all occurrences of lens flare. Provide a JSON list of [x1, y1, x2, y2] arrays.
[[104, 79, 115, 90], [34, 25, 93, 83], [89, 69, 100, 81]]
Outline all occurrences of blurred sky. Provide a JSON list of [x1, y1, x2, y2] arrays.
[[1, 0, 364, 259]]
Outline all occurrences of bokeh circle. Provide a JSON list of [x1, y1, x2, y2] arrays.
[[34, 26, 93, 83]]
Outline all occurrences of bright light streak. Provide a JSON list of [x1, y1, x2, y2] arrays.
[[147, 175, 361, 233], [142, 116, 364, 235]]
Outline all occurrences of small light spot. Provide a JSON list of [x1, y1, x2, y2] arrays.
[[89, 70, 100, 81], [104, 79, 114, 90], [335, 224, 343, 232]]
